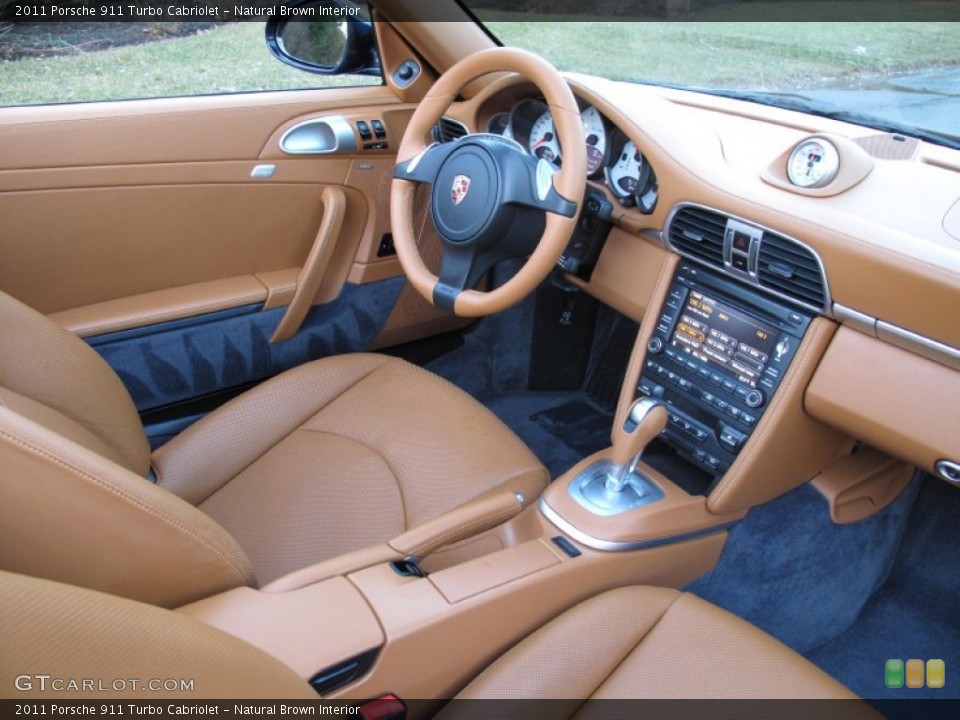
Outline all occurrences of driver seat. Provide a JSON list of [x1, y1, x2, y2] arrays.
[[0, 290, 548, 607]]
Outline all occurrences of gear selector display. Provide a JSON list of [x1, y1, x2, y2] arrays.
[[671, 291, 779, 389]]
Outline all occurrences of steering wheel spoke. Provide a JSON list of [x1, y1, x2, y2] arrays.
[[393, 142, 458, 185], [500, 152, 578, 218]]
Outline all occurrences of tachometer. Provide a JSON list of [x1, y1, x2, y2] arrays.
[[529, 109, 561, 163], [581, 106, 607, 177]]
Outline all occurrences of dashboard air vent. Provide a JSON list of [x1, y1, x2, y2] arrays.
[[432, 116, 469, 144], [668, 206, 726, 268], [757, 232, 827, 309]]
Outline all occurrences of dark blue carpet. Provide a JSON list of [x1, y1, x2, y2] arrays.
[[805, 478, 960, 703], [484, 393, 612, 479], [93, 278, 404, 412], [687, 477, 921, 654]]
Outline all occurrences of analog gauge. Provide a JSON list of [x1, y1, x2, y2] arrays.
[[581, 106, 607, 177], [486, 112, 512, 138], [508, 99, 549, 154], [529, 109, 562, 163], [608, 138, 644, 199], [787, 138, 840, 188]]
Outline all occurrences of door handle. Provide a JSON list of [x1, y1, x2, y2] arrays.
[[270, 185, 347, 343]]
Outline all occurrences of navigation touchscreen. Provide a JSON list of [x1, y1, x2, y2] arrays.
[[671, 290, 779, 388]]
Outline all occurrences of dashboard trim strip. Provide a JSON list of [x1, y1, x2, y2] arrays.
[[539, 499, 736, 552], [833, 302, 960, 372]]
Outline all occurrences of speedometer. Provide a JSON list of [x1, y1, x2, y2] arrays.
[[529, 109, 561, 163], [581, 106, 607, 177]]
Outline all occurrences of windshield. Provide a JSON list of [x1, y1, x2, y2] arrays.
[[462, 3, 960, 147]]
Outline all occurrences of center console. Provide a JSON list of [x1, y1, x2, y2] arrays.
[[177, 249, 845, 709], [638, 261, 813, 475]]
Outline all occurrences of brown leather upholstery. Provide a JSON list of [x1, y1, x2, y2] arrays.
[[450, 586, 861, 701], [154, 354, 547, 583], [2, 570, 863, 704], [0, 291, 150, 475], [0, 290, 548, 597], [0, 570, 316, 699], [0, 406, 256, 609]]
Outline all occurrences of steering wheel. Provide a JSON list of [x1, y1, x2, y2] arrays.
[[390, 47, 587, 317]]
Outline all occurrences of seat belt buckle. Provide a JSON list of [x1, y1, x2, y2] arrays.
[[357, 694, 406, 720]]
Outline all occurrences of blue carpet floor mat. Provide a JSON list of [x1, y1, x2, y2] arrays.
[[804, 477, 960, 703]]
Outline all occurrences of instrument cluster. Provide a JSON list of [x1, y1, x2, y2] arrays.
[[486, 98, 659, 214]]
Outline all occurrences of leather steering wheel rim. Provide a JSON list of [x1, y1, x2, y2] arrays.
[[390, 47, 587, 317]]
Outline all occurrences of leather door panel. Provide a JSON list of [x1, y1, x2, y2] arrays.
[[0, 83, 439, 440]]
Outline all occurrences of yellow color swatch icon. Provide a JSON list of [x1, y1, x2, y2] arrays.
[[926, 659, 945, 689], [905, 659, 925, 688]]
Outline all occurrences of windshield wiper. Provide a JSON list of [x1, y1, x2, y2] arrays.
[[640, 82, 960, 152]]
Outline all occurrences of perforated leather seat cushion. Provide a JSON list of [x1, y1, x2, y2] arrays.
[[153, 353, 548, 584], [449, 586, 867, 703]]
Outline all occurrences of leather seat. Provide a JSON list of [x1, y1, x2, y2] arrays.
[[446, 586, 861, 701], [1, 571, 863, 703], [0, 291, 547, 604]]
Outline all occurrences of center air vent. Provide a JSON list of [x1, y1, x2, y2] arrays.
[[432, 117, 469, 144], [667, 206, 726, 268], [757, 232, 827, 309]]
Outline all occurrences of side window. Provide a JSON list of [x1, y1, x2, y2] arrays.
[[0, 1, 381, 107]]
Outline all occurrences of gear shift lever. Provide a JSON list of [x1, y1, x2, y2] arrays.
[[606, 398, 668, 492], [567, 397, 668, 515]]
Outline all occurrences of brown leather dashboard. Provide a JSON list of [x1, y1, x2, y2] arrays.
[[445, 73, 960, 481]]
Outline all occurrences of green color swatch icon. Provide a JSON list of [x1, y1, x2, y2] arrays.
[[885, 659, 904, 688]]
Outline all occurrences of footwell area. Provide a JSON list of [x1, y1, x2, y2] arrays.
[[484, 395, 613, 479], [686, 475, 960, 705], [805, 478, 960, 702]]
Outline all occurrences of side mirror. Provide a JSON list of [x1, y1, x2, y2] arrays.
[[265, 0, 380, 76]]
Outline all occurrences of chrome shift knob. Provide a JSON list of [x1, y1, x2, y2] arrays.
[[606, 398, 667, 492]]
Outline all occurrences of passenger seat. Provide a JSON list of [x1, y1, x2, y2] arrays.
[[1, 570, 865, 705]]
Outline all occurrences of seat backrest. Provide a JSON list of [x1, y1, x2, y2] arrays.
[[0, 291, 256, 606], [0, 290, 149, 475], [0, 569, 315, 699]]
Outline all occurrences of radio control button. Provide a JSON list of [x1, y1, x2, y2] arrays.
[[702, 392, 715, 404], [710, 372, 724, 386], [741, 412, 757, 426], [647, 337, 664, 354], [722, 379, 736, 393], [705, 455, 720, 469], [694, 448, 707, 461], [735, 386, 749, 399], [728, 406, 741, 420], [745, 389, 765, 408], [686, 360, 698, 372], [715, 399, 729, 411], [696, 367, 711, 379]]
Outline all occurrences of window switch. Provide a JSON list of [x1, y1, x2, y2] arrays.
[[356, 120, 372, 141], [371, 119, 386, 140]]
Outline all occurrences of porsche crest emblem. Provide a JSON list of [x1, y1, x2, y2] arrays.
[[451, 175, 471, 206]]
